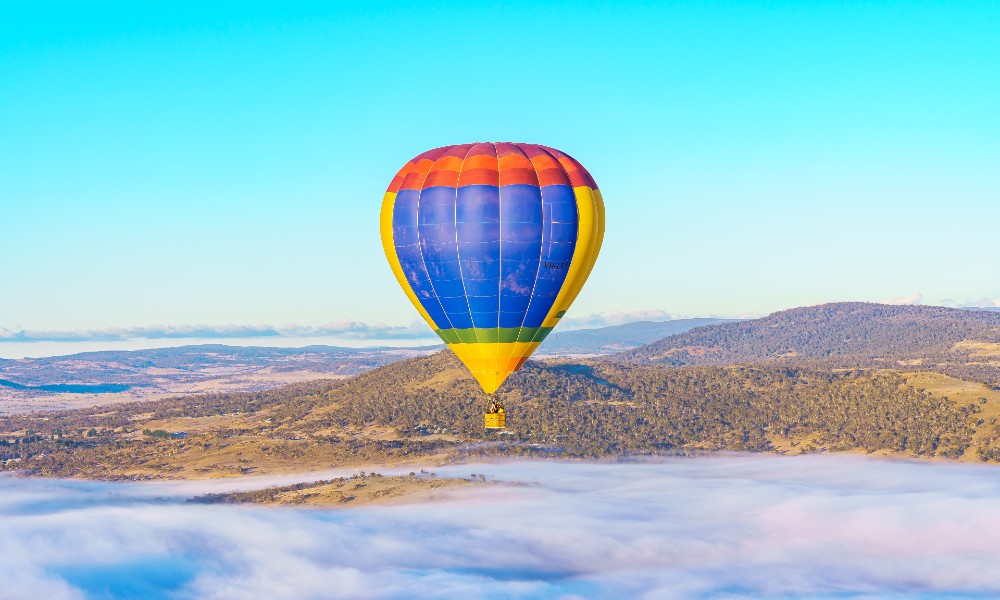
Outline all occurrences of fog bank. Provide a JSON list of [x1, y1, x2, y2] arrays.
[[3, 455, 1000, 599]]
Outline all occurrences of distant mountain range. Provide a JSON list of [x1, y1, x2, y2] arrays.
[[535, 318, 736, 355], [0, 344, 438, 386]]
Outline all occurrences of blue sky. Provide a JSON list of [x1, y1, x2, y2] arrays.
[[2, 1, 998, 340]]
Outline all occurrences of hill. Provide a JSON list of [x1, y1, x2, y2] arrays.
[[4, 348, 1000, 480], [535, 318, 735, 355], [617, 303, 1000, 386]]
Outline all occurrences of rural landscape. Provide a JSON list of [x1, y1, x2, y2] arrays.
[[4, 1, 998, 598], [4, 302, 1000, 484]]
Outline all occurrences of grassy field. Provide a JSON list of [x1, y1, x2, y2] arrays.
[[952, 340, 1000, 359]]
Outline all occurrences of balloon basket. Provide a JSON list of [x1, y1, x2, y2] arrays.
[[484, 413, 506, 429]]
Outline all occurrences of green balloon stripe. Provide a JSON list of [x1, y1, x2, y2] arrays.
[[435, 327, 554, 344]]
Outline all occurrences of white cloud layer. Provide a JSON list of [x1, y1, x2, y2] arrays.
[[882, 293, 924, 305], [0, 320, 435, 343], [962, 296, 1000, 308], [0, 311, 679, 343], [4, 455, 1000, 598]]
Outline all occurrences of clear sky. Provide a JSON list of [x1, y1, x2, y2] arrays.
[[2, 1, 998, 341]]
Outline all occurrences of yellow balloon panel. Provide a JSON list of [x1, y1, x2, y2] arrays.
[[449, 342, 542, 394]]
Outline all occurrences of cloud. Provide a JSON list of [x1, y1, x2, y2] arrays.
[[0, 311, 684, 343], [882, 293, 923, 305], [279, 319, 431, 339], [558, 309, 672, 330], [0, 321, 436, 343], [960, 296, 1000, 309], [938, 296, 1000, 310], [4, 455, 1000, 598]]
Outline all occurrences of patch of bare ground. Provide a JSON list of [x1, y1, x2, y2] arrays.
[[655, 346, 720, 360], [766, 433, 826, 455], [409, 367, 470, 392]]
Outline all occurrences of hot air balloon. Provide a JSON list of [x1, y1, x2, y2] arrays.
[[379, 143, 604, 428]]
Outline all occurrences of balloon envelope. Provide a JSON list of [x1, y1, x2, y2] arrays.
[[380, 142, 604, 394]]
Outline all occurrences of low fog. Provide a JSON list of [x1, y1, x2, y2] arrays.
[[3, 455, 1000, 599]]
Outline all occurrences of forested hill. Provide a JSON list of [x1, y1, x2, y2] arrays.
[[617, 303, 1000, 368]]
